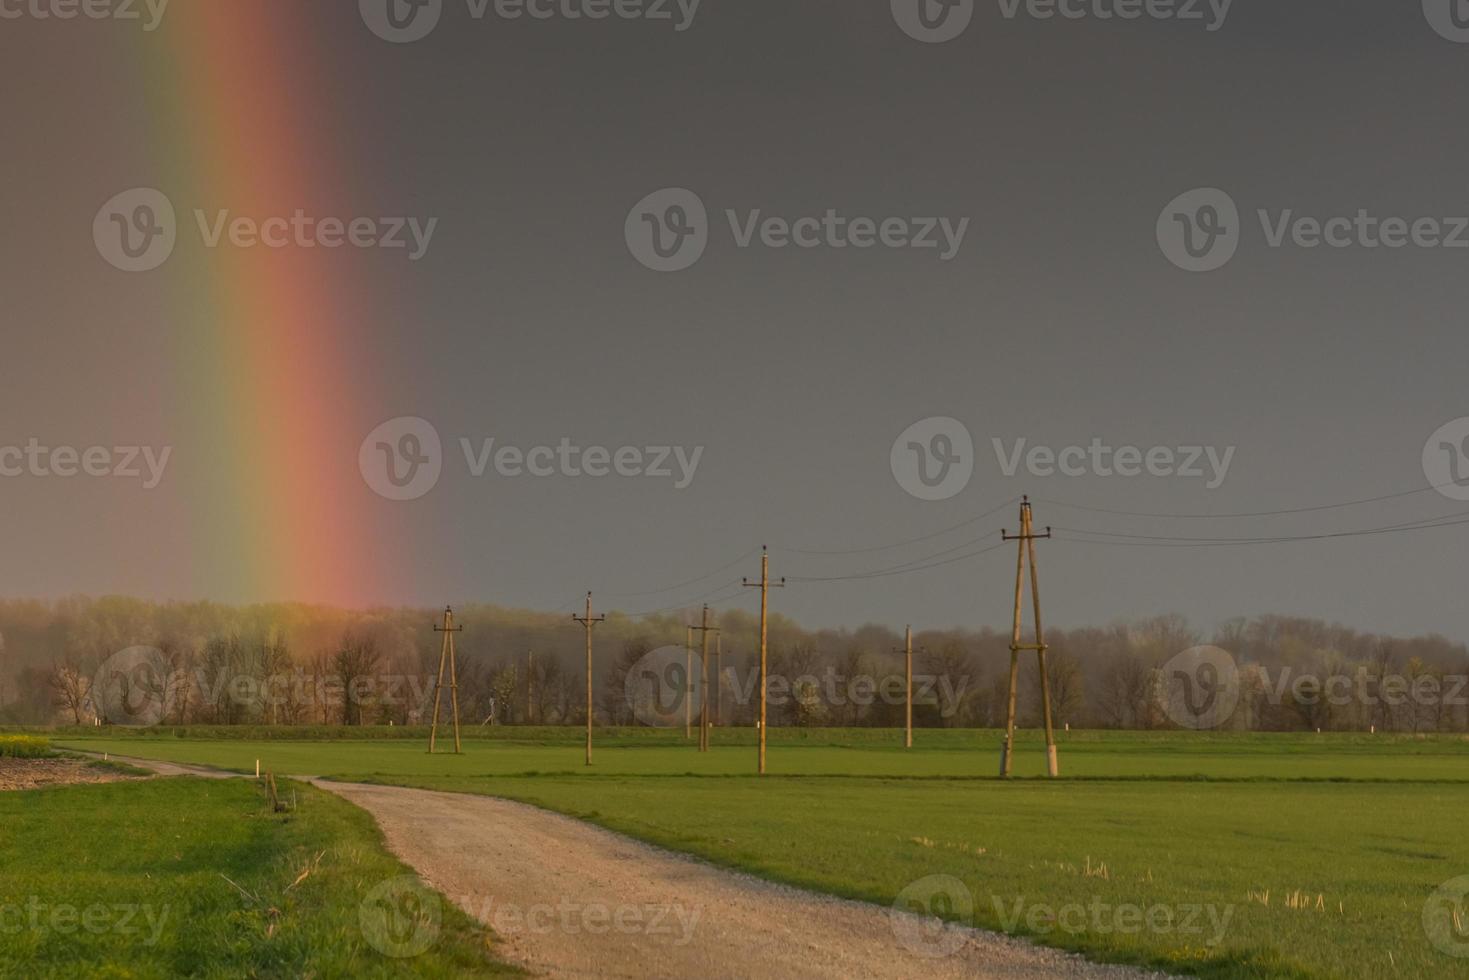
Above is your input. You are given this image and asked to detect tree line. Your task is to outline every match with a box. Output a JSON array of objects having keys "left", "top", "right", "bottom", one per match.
[{"left": 0, "top": 596, "right": 1465, "bottom": 732}]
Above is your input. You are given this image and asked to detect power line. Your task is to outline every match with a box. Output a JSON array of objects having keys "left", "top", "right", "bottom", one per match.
[
  {"left": 617, "top": 580, "right": 748, "bottom": 619},
  {"left": 597, "top": 547, "right": 760, "bottom": 599},
  {"left": 790, "top": 539, "right": 1011, "bottom": 582},
  {"left": 1054, "top": 511, "right": 1469, "bottom": 548},
  {"left": 782, "top": 496, "right": 1018, "bottom": 556},
  {"left": 1033, "top": 482, "right": 1461, "bottom": 520}
]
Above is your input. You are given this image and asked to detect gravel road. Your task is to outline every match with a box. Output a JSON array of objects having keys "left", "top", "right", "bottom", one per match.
[{"left": 318, "top": 780, "right": 1172, "bottom": 980}]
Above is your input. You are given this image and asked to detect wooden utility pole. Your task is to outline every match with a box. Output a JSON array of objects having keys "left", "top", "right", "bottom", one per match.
[
  {"left": 572, "top": 592, "right": 606, "bottom": 766},
  {"left": 713, "top": 634, "right": 722, "bottom": 726},
  {"left": 526, "top": 651, "right": 535, "bottom": 725},
  {"left": 1000, "top": 496, "right": 1058, "bottom": 777},
  {"left": 684, "top": 625, "right": 694, "bottom": 739},
  {"left": 743, "top": 546, "right": 785, "bottom": 775},
  {"left": 894, "top": 625, "right": 921, "bottom": 749},
  {"left": 429, "top": 607, "right": 464, "bottom": 754},
  {"left": 690, "top": 605, "right": 720, "bottom": 752}
]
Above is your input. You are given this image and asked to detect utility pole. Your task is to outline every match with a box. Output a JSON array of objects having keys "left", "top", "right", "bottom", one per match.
[
  {"left": 526, "top": 651, "right": 534, "bottom": 726},
  {"left": 429, "top": 607, "right": 464, "bottom": 754},
  {"left": 743, "top": 546, "right": 785, "bottom": 775},
  {"left": 713, "top": 634, "right": 722, "bottom": 727},
  {"left": 690, "top": 604, "right": 720, "bottom": 752},
  {"left": 894, "top": 625, "right": 924, "bottom": 749},
  {"left": 572, "top": 592, "right": 606, "bottom": 766},
  {"left": 684, "top": 625, "right": 694, "bottom": 739},
  {"left": 1000, "top": 496, "right": 1058, "bottom": 778}
]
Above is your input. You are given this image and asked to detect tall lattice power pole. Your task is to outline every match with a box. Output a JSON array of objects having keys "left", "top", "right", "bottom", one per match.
[
  {"left": 743, "top": 546, "right": 785, "bottom": 775},
  {"left": 429, "top": 606, "right": 464, "bottom": 754},
  {"left": 1000, "top": 496, "right": 1058, "bottom": 778},
  {"left": 573, "top": 592, "right": 606, "bottom": 766},
  {"left": 690, "top": 604, "right": 720, "bottom": 752}
]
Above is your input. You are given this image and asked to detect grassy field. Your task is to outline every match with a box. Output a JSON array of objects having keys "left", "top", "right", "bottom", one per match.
[
  {"left": 0, "top": 776, "right": 518, "bottom": 978},
  {"left": 47, "top": 726, "right": 1469, "bottom": 780},
  {"left": 43, "top": 727, "right": 1469, "bottom": 979}
]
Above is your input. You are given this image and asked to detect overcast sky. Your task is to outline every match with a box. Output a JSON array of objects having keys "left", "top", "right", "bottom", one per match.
[{"left": 3, "top": 0, "right": 1469, "bottom": 641}]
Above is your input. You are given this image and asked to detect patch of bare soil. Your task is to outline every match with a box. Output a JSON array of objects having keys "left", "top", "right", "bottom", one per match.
[{"left": 0, "top": 757, "right": 142, "bottom": 792}]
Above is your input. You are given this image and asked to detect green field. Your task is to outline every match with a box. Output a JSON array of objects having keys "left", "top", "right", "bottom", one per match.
[
  {"left": 0, "top": 776, "right": 517, "bottom": 978},
  {"left": 43, "top": 727, "right": 1469, "bottom": 979},
  {"left": 48, "top": 725, "right": 1469, "bottom": 780}
]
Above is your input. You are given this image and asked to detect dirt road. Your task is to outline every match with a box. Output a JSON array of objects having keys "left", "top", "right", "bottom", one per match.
[
  {"left": 88, "top": 754, "right": 1167, "bottom": 979},
  {"left": 318, "top": 780, "right": 1168, "bottom": 980}
]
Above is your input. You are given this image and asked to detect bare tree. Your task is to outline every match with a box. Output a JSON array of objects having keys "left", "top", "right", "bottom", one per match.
[
  {"left": 332, "top": 635, "right": 382, "bottom": 726},
  {"left": 48, "top": 655, "right": 90, "bottom": 724}
]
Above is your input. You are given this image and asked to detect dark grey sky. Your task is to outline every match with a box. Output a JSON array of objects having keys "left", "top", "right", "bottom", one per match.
[{"left": 3, "top": 0, "right": 1469, "bottom": 641}]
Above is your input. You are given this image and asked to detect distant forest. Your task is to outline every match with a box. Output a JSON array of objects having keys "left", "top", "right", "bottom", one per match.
[{"left": 0, "top": 596, "right": 1465, "bottom": 732}]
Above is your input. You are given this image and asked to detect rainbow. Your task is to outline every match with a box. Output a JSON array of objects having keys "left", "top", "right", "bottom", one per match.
[{"left": 137, "top": 6, "right": 385, "bottom": 606}]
